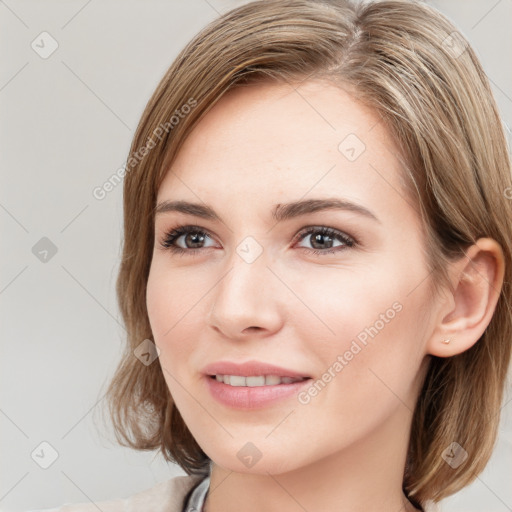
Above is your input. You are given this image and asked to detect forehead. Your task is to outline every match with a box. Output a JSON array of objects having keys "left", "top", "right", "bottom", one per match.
[{"left": 157, "top": 80, "right": 412, "bottom": 227}]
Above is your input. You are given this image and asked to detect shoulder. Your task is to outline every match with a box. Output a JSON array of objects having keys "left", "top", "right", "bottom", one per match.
[{"left": 28, "top": 474, "right": 204, "bottom": 512}]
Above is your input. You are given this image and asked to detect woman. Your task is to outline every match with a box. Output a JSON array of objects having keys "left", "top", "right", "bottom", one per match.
[{"left": 38, "top": 0, "right": 512, "bottom": 511}]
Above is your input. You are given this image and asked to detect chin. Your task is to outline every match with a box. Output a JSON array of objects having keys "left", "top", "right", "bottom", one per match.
[{"left": 197, "top": 437, "right": 311, "bottom": 476}]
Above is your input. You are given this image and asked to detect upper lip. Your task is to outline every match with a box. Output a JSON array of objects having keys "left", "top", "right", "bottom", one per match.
[{"left": 202, "top": 360, "right": 311, "bottom": 379}]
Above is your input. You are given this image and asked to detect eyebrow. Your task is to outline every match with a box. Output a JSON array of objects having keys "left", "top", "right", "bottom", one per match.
[{"left": 154, "top": 198, "right": 381, "bottom": 224}]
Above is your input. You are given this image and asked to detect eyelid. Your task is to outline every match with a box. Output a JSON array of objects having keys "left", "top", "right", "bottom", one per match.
[
  {"left": 292, "top": 224, "right": 356, "bottom": 244},
  {"left": 159, "top": 224, "right": 217, "bottom": 250},
  {"left": 158, "top": 223, "right": 359, "bottom": 255}
]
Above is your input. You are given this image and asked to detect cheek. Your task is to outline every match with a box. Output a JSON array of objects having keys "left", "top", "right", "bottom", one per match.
[
  {"left": 289, "top": 252, "right": 428, "bottom": 372},
  {"left": 146, "top": 256, "right": 215, "bottom": 388},
  {"left": 282, "top": 259, "right": 407, "bottom": 348},
  {"left": 146, "top": 264, "right": 184, "bottom": 357},
  {"left": 294, "top": 265, "right": 429, "bottom": 419}
]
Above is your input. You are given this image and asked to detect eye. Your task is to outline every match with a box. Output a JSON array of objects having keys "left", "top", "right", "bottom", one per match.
[
  {"left": 158, "top": 224, "right": 357, "bottom": 257},
  {"left": 294, "top": 226, "right": 355, "bottom": 256},
  {"left": 159, "top": 225, "right": 216, "bottom": 256}
]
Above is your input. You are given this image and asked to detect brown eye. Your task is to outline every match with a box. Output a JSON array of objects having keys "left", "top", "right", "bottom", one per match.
[
  {"left": 295, "top": 226, "right": 355, "bottom": 256},
  {"left": 159, "top": 224, "right": 357, "bottom": 257},
  {"left": 160, "top": 225, "right": 215, "bottom": 255}
]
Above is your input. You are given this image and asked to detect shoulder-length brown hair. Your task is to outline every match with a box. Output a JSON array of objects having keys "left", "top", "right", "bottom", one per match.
[{"left": 99, "top": 0, "right": 512, "bottom": 506}]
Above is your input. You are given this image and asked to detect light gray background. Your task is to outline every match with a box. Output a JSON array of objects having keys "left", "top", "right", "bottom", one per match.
[{"left": 1, "top": 0, "right": 511, "bottom": 511}]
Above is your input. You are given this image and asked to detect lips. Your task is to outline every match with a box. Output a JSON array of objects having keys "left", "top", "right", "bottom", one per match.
[
  {"left": 202, "top": 360, "right": 312, "bottom": 381},
  {"left": 203, "top": 364, "right": 311, "bottom": 409},
  {"left": 213, "top": 374, "right": 307, "bottom": 386},
  {"left": 201, "top": 360, "right": 312, "bottom": 408}
]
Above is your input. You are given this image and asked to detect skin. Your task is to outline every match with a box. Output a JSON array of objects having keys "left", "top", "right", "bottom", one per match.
[{"left": 146, "top": 79, "right": 505, "bottom": 512}]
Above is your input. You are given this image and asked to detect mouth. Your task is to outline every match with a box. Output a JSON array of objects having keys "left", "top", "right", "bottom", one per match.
[
  {"left": 202, "top": 360, "right": 313, "bottom": 408},
  {"left": 208, "top": 374, "right": 311, "bottom": 387}
]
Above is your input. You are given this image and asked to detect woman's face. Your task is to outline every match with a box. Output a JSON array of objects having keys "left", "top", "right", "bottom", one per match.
[{"left": 146, "top": 79, "right": 438, "bottom": 474}]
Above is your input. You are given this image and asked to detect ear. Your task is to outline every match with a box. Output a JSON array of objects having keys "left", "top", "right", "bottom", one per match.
[{"left": 426, "top": 237, "right": 505, "bottom": 357}]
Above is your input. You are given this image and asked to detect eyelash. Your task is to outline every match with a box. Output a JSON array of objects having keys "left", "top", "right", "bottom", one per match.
[{"left": 159, "top": 224, "right": 357, "bottom": 257}]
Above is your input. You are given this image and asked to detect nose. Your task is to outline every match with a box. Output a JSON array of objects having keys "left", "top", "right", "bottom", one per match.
[{"left": 207, "top": 249, "right": 283, "bottom": 341}]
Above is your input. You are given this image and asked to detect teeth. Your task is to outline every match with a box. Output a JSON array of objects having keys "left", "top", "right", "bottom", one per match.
[
  {"left": 213, "top": 375, "right": 306, "bottom": 387},
  {"left": 265, "top": 375, "right": 281, "bottom": 385},
  {"left": 246, "top": 376, "right": 265, "bottom": 387},
  {"left": 228, "top": 375, "right": 246, "bottom": 387}
]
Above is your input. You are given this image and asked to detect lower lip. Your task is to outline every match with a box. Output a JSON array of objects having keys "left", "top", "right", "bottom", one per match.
[{"left": 204, "top": 376, "right": 312, "bottom": 409}]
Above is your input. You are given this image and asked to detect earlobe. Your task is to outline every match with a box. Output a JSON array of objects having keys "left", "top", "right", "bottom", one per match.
[{"left": 426, "top": 237, "right": 505, "bottom": 358}]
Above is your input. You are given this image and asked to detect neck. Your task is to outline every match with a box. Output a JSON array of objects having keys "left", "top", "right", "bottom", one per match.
[{"left": 204, "top": 405, "right": 421, "bottom": 512}]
